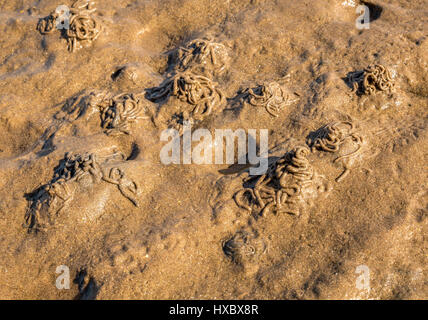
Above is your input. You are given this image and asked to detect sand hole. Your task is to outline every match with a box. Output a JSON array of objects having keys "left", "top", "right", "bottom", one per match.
[{"left": 361, "top": 1, "right": 383, "bottom": 22}]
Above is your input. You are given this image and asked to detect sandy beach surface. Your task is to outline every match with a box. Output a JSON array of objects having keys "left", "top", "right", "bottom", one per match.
[{"left": 0, "top": 0, "right": 426, "bottom": 299}]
